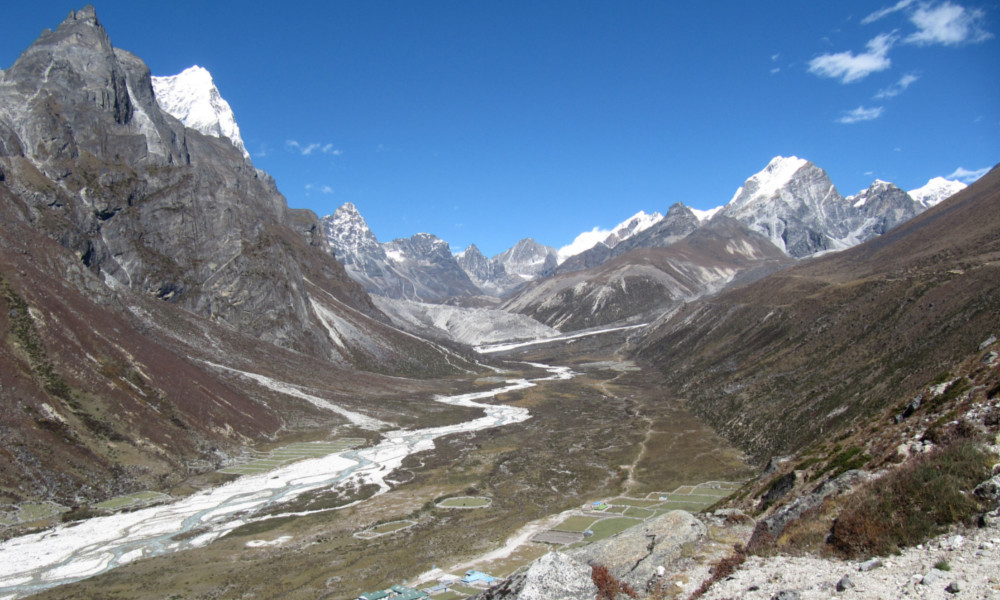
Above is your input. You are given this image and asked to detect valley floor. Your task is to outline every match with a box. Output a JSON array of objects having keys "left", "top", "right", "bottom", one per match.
[{"left": 9, "top": 332, "right": 753, "bottom": 600}]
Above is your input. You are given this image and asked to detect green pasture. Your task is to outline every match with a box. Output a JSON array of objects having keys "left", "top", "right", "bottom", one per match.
[
  {"left": 553, "top": 516, "right": 598, "bottom": 532},
  {"left": 437, "top": 496, "right": 492, "bottom": 508}
]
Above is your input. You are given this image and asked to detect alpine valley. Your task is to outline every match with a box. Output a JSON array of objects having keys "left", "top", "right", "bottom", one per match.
[{"left": 0, "top": 6, "right": 998, "bottom": 600}]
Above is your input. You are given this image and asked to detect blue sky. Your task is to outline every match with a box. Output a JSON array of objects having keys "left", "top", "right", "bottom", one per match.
[{"left": 3, "top": 2, "right": 997, "bottom": 256}]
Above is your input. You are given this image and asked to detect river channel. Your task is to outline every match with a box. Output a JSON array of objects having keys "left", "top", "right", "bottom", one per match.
[{"left": 0, "top": 363, "right": 574, "bottom": 600}]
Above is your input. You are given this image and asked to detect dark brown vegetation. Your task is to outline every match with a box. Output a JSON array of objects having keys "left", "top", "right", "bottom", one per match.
[
  {"left": 827, "top": 438, "right": 991, "bottom": 558},
  {"left": 723, "top": 321, "right": 1000, "bottom": 565},
  {"left": 592, "top": 563, "right": 638, "bottom": 599}
]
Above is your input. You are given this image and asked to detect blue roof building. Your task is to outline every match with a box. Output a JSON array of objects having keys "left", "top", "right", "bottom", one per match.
[{"left": 461, "top": 570, "right": 496, "bottom": 584}]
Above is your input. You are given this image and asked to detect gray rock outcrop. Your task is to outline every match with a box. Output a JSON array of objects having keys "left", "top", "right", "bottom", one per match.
[
  {"left": 568, "top": 510, "right": 706, "bottom": 591},
  {"left": 473, "top": 551, "right": 597, "bottom": 600}
]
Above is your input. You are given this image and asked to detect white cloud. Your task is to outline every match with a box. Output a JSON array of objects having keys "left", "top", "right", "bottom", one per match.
[
  {"left": 875, "top": 73, "right": 920, "bottom": 98},
  {"left": 808, "top": 33, "right": 896, "bottom": 83},
  {"left": 321, "top": 185, "right": 334, "bottom": 194},
  {"left": 946, "top": 166, "right": 990, "bottom": 183},
  {"left": 906, "top": 2, "right": 993, "bottom": 45},
  {"left": 837, "top": 105, "right": 885, "bottom": 124},
  {"left": 286, "top": 140, "right": 342, "bottom": 156},
  {"left": 863, "top": 0, "right": 916, "bottom": 24},
  {"left": 557, "top": 227, "right": 612, "bottom": 263}
]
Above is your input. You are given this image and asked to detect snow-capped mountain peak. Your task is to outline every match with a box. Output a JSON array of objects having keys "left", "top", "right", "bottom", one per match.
[
  {"left": 850, "top": 180, "right": 894, "bottom": 207},
  {"left": 322, "top": 202, "right": 383, "bottom": 261},
  {"left": 908, "top": 176, "right": 967, "bottom": 208},
  {"left": 601, "top": 210, "right": 663, "bottom": 248},
  {"left": 728, "top": 155, "right": 809, "bottom": 207},
  {"left": 151, "top": 65, "right": 249, "bottom": 159}
]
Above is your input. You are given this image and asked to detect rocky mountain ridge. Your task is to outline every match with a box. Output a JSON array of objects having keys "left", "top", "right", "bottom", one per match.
[{"left": 501, "top": 215, "right": 792, "bottom": 331}]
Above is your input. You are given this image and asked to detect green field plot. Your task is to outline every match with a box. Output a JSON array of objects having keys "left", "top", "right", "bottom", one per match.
[
  {"left": 688, "top": 486, "right": 733, "bottom": 497},
  {"left": 702, "top": 481, "right": 744, "bottom": 490},
  {"left": 553, "top": 516, "right": 598, "bottom": 532},
  {"left": 588, "top": 517, "right": 643, "bottom": 541},
  {"left": 609, "top": 497, "right": 662, "bottom": 508},
  {"left": 355, "top": 519, "right": 416, "bottom": 539},
  {"left": 372, "top": 519, "right": 415, "bottom": 534},
  {"left": 605, "top": 505, "right": 627, "bottom": 514},
  {"left": 623, "top": 506, "right": 655, "bottom": 519},
  {"left": 220, "top": 439, "right": 363, "bottom": 475},
  {"left": 437, "top": 496, "right": 492, "bottom": 508},
  {"left": 95, "top": 491, "right": 172, "bottom": 511},
  {"left": 652, "top": 501, "right": 712, "bottom": 515}
]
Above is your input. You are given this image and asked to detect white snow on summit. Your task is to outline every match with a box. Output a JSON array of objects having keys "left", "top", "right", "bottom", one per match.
[
  {"left": 849, "top": 179, "right": 894, "bottom": 207},
  {"left": 689, "top": 206, "right": 722, "bottom": 221},
  {"left": 728, "top": 156, "right": 809, "bottom": 207},
  {"left": 151, "top": 65, "right": 249, "bottom": 159},
  {"left": 908, "top": 176, "right": 966, "bottom": 208}
]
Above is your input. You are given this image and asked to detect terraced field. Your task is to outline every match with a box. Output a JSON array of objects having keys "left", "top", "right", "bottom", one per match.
[{"left": 544, "top": 480, "right": 743, "bottom": 545}]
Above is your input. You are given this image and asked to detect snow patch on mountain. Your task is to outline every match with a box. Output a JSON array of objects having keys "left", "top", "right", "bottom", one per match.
[
  {"left": 908, "top": 176, "right": 967, "bottom": 208},
  {"left": 151, "top": 65, "right": 249, "bottom": 159},
  {"left": 690, "top": 206, "right": 722, "bottom": 221}
]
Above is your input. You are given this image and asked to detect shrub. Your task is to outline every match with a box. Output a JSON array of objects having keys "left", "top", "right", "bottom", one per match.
[
  {"left": 689, "top": 544, "right": 747, "bottom": 599},
  {"left": 591, "top": 564, "right": 637, "bottom": 600},
  {"left": 828, "top": 439, "right": 991, "bottom": 558}
]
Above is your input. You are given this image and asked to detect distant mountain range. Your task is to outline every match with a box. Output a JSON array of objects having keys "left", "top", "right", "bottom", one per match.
[
  {"left": 140, "top": 59, "right": 969, "bottom": 309},
  {"left": 316, "top": 155, "right": 965, "bottom": 314}
]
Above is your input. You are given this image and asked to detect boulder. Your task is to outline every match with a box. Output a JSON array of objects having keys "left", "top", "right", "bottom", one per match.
[
  {"left": 473, "top": 552, "right": 597, "bottom": 600},
  {"left": 568, "top": 510, "right": 706, "bottom": 591}
]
